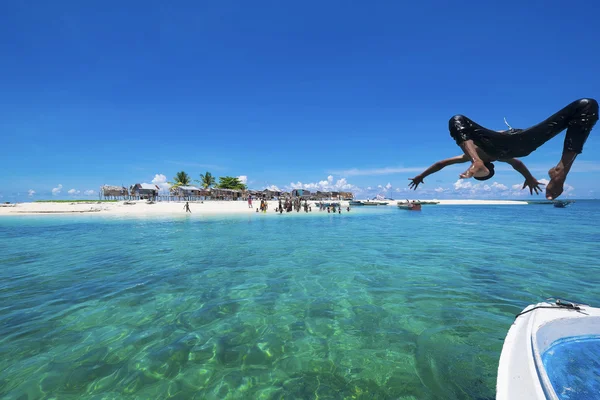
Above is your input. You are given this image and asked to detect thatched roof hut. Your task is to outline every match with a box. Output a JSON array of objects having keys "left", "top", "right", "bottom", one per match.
[
  {"left": 263, "top": 189, "right": 282, "bottom": 199},
  {"left": 290, "top": 189, "right": 310, "bottom": 198},
  {"left": 101, "top": 185, "right": 128, "bottom": 197},
  {"left": 170, "top": 185, "right": 203, "bottom": 196},
  {"left": 210, "top": 188, "right": 243, "bottom": 200},
  {"left": 339, "top": 191, "right": 354, "bottom": 200},
  {"left": 131, "top": 183, "right": 160, "bottom": 198},
  {"left": 315, "top": 191, "right": 331, "bottom": 200}
]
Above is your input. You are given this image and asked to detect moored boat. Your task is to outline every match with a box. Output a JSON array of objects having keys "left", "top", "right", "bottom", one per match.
[
  {"left": 553, "top": 200, "right": 573, "bottom": 208},
  {"left": 397, "top": 202, "right": 421, "bottom": 211},
  {"left": 497, "top": 298, "right": 600, "bottom": 400}
]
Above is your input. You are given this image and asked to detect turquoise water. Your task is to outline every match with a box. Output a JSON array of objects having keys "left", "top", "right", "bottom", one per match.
[
  {"left": 542, "top": 335, "right": 600, "bottom": 400},
  {"left": 1, "top": 202, "right": 599, "bottom": 399}
]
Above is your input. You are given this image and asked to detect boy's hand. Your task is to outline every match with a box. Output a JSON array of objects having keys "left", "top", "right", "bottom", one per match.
[
  {"left": 408, "top": 176, "right": 424, "bottom": 190},
  {"left": 523, "top": 178, "right": 545, "bottom": 195}
]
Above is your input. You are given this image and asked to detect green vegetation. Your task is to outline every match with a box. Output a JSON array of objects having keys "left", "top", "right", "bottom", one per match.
[
  {"left": 217, "top": 176, "right": 247, "bottom": 190},
  {"left": 197, "top": 171, "right": 216, "bottom": 189},
  {"left": 169, "top": 171, "right": 192, "bottom": 189},
  {"left": 35, "top": 200, "right": 118, "bottom": 203}
]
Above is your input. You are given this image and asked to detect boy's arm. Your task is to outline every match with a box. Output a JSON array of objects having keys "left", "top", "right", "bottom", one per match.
[
  {"left": 408, "top": 155, "right": 469, "bottom": 189},
  {"left": 502, "top": 158, "right": 545, "bottom": 194},
  {"left": 502, "top": 158, "right": 535, "bottom": 181}
]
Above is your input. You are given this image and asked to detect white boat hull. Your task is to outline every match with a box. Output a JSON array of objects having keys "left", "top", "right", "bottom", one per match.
[{"left": 497, "top": 299, "right": 600, "bottom": 400}]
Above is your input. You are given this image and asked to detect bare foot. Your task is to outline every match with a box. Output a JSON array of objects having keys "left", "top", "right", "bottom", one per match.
[
  {"left": 546, "top": 166, "right": 565, "bottom": 200},
  {"left": 460, "top": 162, "right": 489, "bottom": 179}
]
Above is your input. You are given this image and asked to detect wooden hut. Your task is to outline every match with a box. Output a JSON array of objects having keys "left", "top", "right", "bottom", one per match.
[
  {"left": 170, "top": 185, "right": 203, "bottom": 199},
  {"left": 315, "top": 191, "right": 331, "bottom": 200},
  {"left": 101, "top": 185, "right": 129, "bottom": 200},
  {"left": 290, "top": 189, "right": 310, "bottom": 198},
  {"left": 263, "top": 189, "right": 282, "bottom": 199},
  {"left": 130, "top": 183, "right": 160, "bottom": 200},
  {"left": 210, "top": 188, "right": 243, "bottom": 200},
  {"left": 339, "top": 191, "right": 354, "bottom": 200}
]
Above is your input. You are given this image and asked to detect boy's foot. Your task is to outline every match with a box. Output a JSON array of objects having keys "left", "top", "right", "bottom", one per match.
[
  {"left": 460, "top": 162, "right": 489, "bottom": 179},
  {"left": 546, "top": 166, "right": 566, "bottom": 200}
]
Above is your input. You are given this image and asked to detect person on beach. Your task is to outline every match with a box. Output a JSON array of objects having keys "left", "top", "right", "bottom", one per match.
[
  {"left": 248, "top": 195, "right": 253, "bottom": 209},
  {"left": 183, "top": 202, "right": 191, "bottom": 213},
  {"left": 408, "top": 98, "right": 598, "bottom": 199}
]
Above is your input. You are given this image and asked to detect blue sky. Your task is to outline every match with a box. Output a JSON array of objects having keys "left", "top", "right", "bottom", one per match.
[{"left": 1, "top": 1, "right": 599, "bottom": 201}]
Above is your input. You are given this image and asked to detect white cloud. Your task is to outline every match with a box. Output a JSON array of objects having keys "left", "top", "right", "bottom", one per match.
[
  {"left": 453, "top": 180, "right": 474, "bottom": 190},
  {"left": 237, "top": 175, "right": 248, "bottom": 184},
  {"left": 385, "top": 183, "right": 392, "bottom": 190},
  {"left": 287, "top": 176, "right": 359, "bottom": 192},
  {"left": 151, "top": 174, "right": 171, "bottom": 193},
  {"left": 452, "top": 179, "right": 516, "bottom": 198},
  {"left": 539, "top": 178, "right": 550, "bottom": 185},
  {"left": 84, "top": 190, "right": 96, "bottom": 196},
  {"left": 434, "top": 187, "right": 447, "bottom": 193},
  {"left": 28, "top": 189, "right": 36, "bottom": 197},
  {"left": 68, "top": 189, "right": 80, "bottom": 195},
  {"left": 265, "top": 185, "right": 281, "bottom": 191},
  {"left": 564, "top": 183, "right": 575, "bottom": 193},
  {"left": 512, "top": 183, "right": 522, "bottom": 190},
  {"left": 52, "top": 184, "right": 63, "bottom": 195}
]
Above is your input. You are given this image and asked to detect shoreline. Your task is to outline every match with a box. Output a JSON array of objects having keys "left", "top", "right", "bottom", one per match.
[{"left": 0, "top": 198, "right": 538, "bottom": 217}]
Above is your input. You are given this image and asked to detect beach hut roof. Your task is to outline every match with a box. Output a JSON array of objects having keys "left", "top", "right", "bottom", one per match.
[
  {"left": 102, "top": 185, "right": 127, "bottom": 191},
  {"left": 137, "top": 183, "right": 159, "bottom": 190},
  {"left": 178, "top": 185, "right": 201, "bottom": 190}
]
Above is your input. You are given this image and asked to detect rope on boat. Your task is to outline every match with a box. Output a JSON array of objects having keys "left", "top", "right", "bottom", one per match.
[{"left": 515, "top": 299, "right": 584, "bottom": 319}]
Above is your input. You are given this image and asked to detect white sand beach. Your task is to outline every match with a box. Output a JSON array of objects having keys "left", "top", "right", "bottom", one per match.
[{"left": 0, "top": 198, "right": 531, "bottom": 216}]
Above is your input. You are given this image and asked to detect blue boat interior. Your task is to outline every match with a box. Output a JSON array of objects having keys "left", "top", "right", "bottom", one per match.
[{"left": 542, "top": 335, "right": 600, "bottom": 400}]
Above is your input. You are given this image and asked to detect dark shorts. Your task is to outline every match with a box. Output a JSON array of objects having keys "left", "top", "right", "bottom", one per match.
[{"left": 448, "top": 98, "right": 598, "bottom": 159}]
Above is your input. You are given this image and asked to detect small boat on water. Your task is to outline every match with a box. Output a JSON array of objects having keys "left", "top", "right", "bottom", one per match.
[
  {"left": 553, "top": 200, "right": 573, "bottom": 208},
  {"left": 397, "top": 202, "right": 421, "bottom": 211},
  {"left": 348, "top": 200, "right": 382, "bottom": 206},
  {"left": 497, "top": 298, "right": 600, "bottom": 400}
]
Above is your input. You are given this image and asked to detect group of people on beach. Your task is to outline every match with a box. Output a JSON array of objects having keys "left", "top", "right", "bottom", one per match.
[
  {"left": 251, "top": 197, "right": 352, "bottom": 214},
  {"left": 183, "top": 197, "right": 351, "bottom": 214}
]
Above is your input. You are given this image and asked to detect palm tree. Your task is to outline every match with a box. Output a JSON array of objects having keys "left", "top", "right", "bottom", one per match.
[
  {"left": 196, "top": 171, "right": 216, "bottom": 189},
  {"left": 169, "top": 171, "right": 191, "bottom": 189},
  {"left": 217, "top": 176, "right": 247, "bottom": 191}
]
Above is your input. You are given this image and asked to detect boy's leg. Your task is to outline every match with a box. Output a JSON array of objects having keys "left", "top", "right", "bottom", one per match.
[{"left": 538, "top": 98, "right": 598, "bottom": 199}]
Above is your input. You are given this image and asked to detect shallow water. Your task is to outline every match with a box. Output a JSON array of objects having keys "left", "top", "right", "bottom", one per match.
[{"left": 1, "top": 202, "right": 599, "bottom": 399}]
